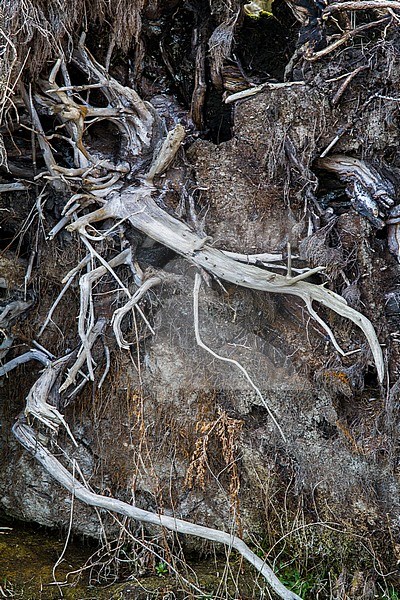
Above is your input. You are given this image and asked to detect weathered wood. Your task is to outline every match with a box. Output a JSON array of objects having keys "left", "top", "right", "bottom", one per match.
[
  {"left": 13, "top": 420, "right": 301, "bottom": 600},
  {"left": 67, "top": 186, "right": 385, "bottom": 381},
  {"left": 0, "top": 349, "right": 50, "bottom": 376},
  {"left": 324, "top": 1, "right": 400, "bottom": 15},
  {"left": 0, "top": 182, "right": 27, "bottom": 192}
]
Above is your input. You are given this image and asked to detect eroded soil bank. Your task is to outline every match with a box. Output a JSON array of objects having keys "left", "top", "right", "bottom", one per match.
[{"left": 2, "top": 1, "right": 400, "bottom": 598}]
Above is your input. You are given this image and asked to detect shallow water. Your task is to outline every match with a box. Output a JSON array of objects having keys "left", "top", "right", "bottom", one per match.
[
  {"left": 0, "top": 517, "right": 99, "bottom": 599},
  {"left": 0, "top": 516, "right": 251, "bottom": 599}
]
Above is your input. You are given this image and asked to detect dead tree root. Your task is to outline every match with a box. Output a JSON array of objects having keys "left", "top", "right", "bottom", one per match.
[
  {"left": 0, "top": 44, "right": 388, "bottom": 599},
  {"left": 13, "top": 418, "right": 301, "bottom": 600}
]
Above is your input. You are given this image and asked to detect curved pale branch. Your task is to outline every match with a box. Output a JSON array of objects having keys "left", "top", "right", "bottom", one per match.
[
  {"left": 0, "top": 349, "right": 50, "bottom": 376},
  {"left": 13, "top": 420, "right": 301, "bottom": 600},
  {"left": 193, "top": 274, "right": 287, "bottom": 441},
  {"left": 59, "top": 318, "right": 106, "bottom": 394},
  {"left": 77, "top": 249, "right": 132, "bottom": 379},
  {"left": 112, "top": 274, "right": 163, "bottom": 349},
  {"left": 24, "top": 354, "right": 77, "bottom": 445},
  {"left": 67, "top": 188, "right": 385, "bottom": 381},
  {"left": 146, "top": 124, "right": 186, "bottom": 182}
]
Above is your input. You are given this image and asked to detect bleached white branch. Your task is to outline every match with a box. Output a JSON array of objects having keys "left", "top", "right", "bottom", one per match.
[
  {"left": 193, "top": 274, "right": 286, "bottom": 441},
  {"left": 77, "top": 249, "right": 132, "bottom": 379},
  {"left": 24, "top": 354, "right": 77, "bottom": 446},
  {"left": 222, "top": 250, "right": 284, "bottom": 263},
  {"left": 59, "top": 318, "right": 106, "bottom": 393},
  {"left": 112, "top": 274, "right": 163, "bottom": 349},
  {"left": 0, "top": 182, "right": 28, "bottom": 192},
  {"left": 13, "top": 420, "right": 301, "bottom": 600},
  {"left": 67, "top": 188, "right": 384, "bottom": 381},
  {"left": 146, "top": 124, "right": 186, "bottom": 183},
  {"left": 225, "top": 81, "right": 305, "bottom": 104},
  {"left": 0, "top": 349, "right": 50, "bottom": 377}
]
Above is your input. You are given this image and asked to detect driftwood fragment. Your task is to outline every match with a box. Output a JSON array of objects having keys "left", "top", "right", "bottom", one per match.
[{"left": 316, "top": 154, "right": 394, "bottom": 228}]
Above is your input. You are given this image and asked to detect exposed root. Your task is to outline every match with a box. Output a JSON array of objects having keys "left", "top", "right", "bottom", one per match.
[
  {"left": 24, "top": 354, "right": 77, "bottom": 445},
  {"left": 13, "top": 417, "right": 301, "bottom": 600},
  {"left": 193, "top": 274, "right": 287, "bottom": 441},
  {"left": 222, "top": 250, "right": 284, "bottom": 263},
  {"left": 331, "top": 66, "right": 369, "bottom": 107},
  {"left": 324, "top": 1, "right": 400, "bottom": 15},
  {"left": 145, "top": 124, "right": 186, "bottom": 183},
  {"left": 1, "top": 35, "right": 389, "bottom": 599},
  {"left": 0, "top": 182, "right": 27, "bottom": 192},
  {"left": 59, "top": 318, "right": 106, "bottom": 394},
  {"left": 0, "top": 300, "right": 33, "bottom": 362},
  {"left": 225, "top": 80, "right": 306, "bottom": 104},
  {"left": 0, "top": 349, "right": 50, "bottom": 376},
  {"left": 305, "top": 17, "right": 390, "bottom": 61},
  {"left": 67, "top": 186, "right": 384, "bottom": 381},
  {"left": 76, "top": 249, "right": 132, "bottom": 378},
  {"left": 112, "top": 273, "right": 166, "bottom": 350}
]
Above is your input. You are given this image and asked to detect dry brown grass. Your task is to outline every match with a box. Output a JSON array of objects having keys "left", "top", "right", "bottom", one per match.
[
  {"left": 0, "top": 0, "right": 146, "bottom": 138},
  {"left": 185, "top": 408, "right": 243, "bottom": 525}
]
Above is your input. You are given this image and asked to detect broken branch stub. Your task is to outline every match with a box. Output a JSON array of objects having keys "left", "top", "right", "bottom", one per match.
[{"left": 23, "top": 354, "right": 77, "bottom": 445}]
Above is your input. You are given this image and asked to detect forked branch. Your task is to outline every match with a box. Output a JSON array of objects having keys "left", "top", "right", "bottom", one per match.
[{"left": 67, "top": 188, "right": 384, "bottom": 381}]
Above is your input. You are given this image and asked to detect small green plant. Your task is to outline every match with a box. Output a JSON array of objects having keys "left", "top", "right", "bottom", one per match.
[
  {"left": 155, "top": 561, "right": 168, "bottom": 577},
  {"left": 244, "top": 0, "right": 274, "bottom": 18},
  {"left": 385, "top": 587, "right": 400, "bottom": 600},
  {"left": 278, "top": 565, "right": 316, "bottom": 598}
]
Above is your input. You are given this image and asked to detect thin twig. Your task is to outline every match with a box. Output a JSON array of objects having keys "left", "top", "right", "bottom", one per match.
[
  {"left": 193, "top": 274, "right": 286, "bottom": 441},
  {"left": 332, "top": 65, "right": 368, "bottom": 106},
  {"left": 306, "top": 18, "right": 390, "bottom": 62},
  {"left": 38, "top": 274, "right": 78, "bottom": 337},
  {"left": 320, "top": 92, "right": 380, "bottom": 157},
  {"left": 98, "top": 343, "right": 110, "bottom": 389}
]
